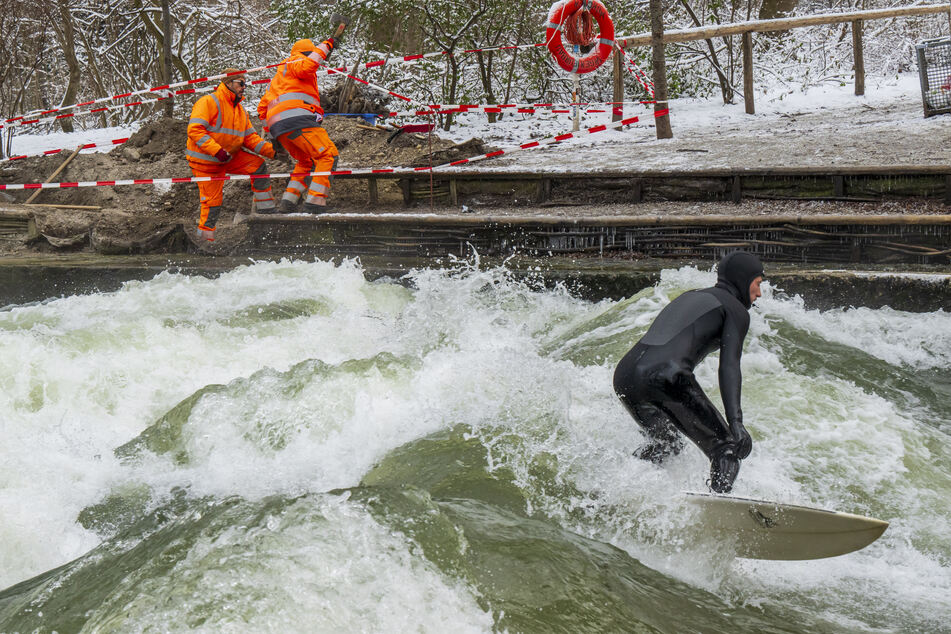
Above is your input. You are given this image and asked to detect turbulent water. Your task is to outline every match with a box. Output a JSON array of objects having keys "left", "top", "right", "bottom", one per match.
[{"left": 0, "top": 259, "right": 949, "bottom": 633}]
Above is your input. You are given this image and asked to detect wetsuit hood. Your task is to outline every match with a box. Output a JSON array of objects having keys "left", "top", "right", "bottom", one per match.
[{"left": 714, "top": 251, "right": 764, "bottom": 309}]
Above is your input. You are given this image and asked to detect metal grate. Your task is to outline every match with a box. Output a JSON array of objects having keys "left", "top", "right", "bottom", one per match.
[{"left": 916, "top": 38, "right": 951, "bottom": 117}]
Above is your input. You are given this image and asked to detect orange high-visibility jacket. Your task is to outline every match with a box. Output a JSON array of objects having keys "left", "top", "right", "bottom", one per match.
[
  {"left": 187, "top": 83, "right": 272, "bottom": 166},
  {"left": 258, "top": 38, "right": 334, "bottom": 138}
]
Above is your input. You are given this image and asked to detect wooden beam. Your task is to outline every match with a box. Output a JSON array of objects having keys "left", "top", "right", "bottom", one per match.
[
  {"left": 25, "top": 145, "right": 83, "bottom": 204},
  {"left": 24, "top": 203, "right": 102, "bottom": 210},
  {"left": 618, "top": 4, "right": 951, "bottom": 47}
]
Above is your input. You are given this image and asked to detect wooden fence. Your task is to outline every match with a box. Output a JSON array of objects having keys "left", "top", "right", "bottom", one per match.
[{"left": 614, "top": 4, "right": 951, "bottom": 115}]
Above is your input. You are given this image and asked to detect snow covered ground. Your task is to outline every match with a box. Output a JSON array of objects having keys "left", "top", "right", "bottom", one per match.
[{"left": 4, "top": 72, "right": 949, "bottom": 176}]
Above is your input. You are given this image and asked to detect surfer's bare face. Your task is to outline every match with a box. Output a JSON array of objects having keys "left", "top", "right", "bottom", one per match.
[{"left": 749, "top": 276, "right": 763, "bottom": 305}]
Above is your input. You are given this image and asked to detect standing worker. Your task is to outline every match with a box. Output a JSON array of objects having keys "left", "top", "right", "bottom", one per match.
[
  {"left": 613, "top": 251, "right": 765, "bottom": 493},
  {"left": 186, "top": 69, "right": 277, "bottom": 242},
  {"left": 258, "top": 16, "right": 349, "bottom": 213}
]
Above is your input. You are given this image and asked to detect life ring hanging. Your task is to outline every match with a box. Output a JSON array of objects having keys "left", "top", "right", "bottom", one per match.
[{"left": 546, "top": 0, "right": 615, "bottom": 75}]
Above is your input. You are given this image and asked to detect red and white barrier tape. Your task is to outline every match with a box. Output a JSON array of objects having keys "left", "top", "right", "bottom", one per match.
[
  {"left": 443, "top": 115, "right": 650, "bottom": 168},
  {"left": 2, "top": 67, "right": 285, "bottom": 126},
  {"left": 0, "top": 85, "right": 216, "bottom": 131},
  {"left": 618, "top": 47, "right": 655, "bottom": 97},
  {"left": 313, "top": 42, "right": 547, "bottom": 79},
  {"left": 381, "top": 101, "right": 655, "bottom": 117},
  {"left": 0, "top": 111, "right": 663, "bottom": 192},
  {"left": 319, "top": 64, "right": 415, "bottom": 104},
  {"left": 2, "top": 43, "right": 548, "bottom": 126},
  {"left": 1, "top": 137, "right": 130, "bottom": 162}
]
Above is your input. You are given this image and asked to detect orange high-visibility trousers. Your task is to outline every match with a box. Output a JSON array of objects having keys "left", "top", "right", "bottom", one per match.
[
  {"left": 189, "top": 149, "right": 273, "bottom": 241},
  {"left": 277, "top": 127, "right": 338, "bottom": 208}
]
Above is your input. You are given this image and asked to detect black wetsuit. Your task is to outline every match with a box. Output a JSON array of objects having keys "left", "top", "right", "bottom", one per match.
[{"left": 613, "top": 251, "right": 764, "bottom": 492}]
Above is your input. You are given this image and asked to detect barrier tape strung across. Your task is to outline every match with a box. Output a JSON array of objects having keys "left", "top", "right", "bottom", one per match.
[
  {"left": 618, "top": 47, "right": 655, "bottom": 97},
  {"left": 2, "top": 68, "right": 280, "bottom": 126},
  {"left": 1, "top": 137, "right": 130, "bottom": 162},
  {"left": 2, "top": 43, "right": 547, "bottom": 126},
  {"left": 386, "top": 107, "right": 621, "bottom": 117},
  {"left": 441, "top": 116, "right": 643, "bottom": 168},
  {"left": 318, "top": 64, "right": 415, "bottom": 104},
  {"left": 381, "top": 100, "right": 656, "bottom": 117},
  {"left": 0, "top": 112, "right": 658, "bottom": 192},
  {"left": 0, "top": 85, "right": 216, "bottom": 131},
  {"left": 311, "top": 42, "right": 547, "bottom": 79}
]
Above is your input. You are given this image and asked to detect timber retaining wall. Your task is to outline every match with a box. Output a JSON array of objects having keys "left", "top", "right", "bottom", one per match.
[{"left": 247, "top": 213, "right": 951, "bottom": 265}]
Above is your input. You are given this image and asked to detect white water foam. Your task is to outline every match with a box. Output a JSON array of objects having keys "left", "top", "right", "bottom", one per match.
[{"left": 1, "top": 260, "right": 948, "bottom": 632}]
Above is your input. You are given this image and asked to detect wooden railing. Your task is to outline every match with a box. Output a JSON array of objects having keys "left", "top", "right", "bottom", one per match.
[{"left": 614, "top": 4, "right": 951, "bottom": 115}]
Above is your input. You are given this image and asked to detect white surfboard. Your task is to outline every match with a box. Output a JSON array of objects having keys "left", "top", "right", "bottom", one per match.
[{"left": 684, "top": 492, "right": 889, "bottom": 560}]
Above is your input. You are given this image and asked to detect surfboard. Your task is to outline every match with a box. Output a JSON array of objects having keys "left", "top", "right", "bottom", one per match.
[{"left": 684, "top": 491, "right": 889, "bottom": 560}]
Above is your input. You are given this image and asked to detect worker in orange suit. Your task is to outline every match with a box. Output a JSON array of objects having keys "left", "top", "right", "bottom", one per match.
[
  {"left": 186, "top": 69, "right": 276, "bottom": 242},
  {"left": 258, "top": 19, "right": 348, "bottom": 213}
]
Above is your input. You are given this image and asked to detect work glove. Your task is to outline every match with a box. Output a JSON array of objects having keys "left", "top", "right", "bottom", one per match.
[
  {"left": 732, "top": 423, "right": 753, "bottom": 459},
  {"left": 263, "top": 142, "right": 276, "bottom": 159},
  {"left": 214, "top": 148, "right": 231, "bottom": 163}
]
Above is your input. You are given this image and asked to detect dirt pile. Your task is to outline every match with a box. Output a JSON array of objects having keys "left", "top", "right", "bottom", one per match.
[{"left": 0, "top": 116, "right": 489, "bottom": 254}]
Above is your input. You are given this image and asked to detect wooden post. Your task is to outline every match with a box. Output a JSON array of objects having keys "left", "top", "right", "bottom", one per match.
[
  {"left": 24, "top": 145, "right": 83, "bottom": 204},
  {"left": 852, "top": 19, "right": 865, "bottom": 96},
  {"left": 742, "top": 32, "right": 755, "bottom": 115},
  {"left": 649, "top": 0, "right": 673, "bottom": 138},
  {"left": 833, "top": 175, "right": 845, "bottom": 198},
  {"left": 368, "top": 177, "right": 378, "bottom": 205},
  {"left": 572, "top": 72, "right": 581, "bottom": 132},
  {"left": 613, "top": 47, "right": 623, "bottom": 122}
]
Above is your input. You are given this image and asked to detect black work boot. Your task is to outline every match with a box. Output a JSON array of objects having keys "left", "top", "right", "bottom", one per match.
[
  {"left": 279, "top": 198, "right": 299, "bottom": 214},
  {"left": 709, "top": 448, "right": 741, "bottom": 494},
  {"left": 301, "top": 202, "right": 327, "bottom": 214}
]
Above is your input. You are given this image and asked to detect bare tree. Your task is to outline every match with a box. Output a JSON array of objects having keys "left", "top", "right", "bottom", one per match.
[{"left": 418, "top": 0, "right": 489, "bottom": 129}]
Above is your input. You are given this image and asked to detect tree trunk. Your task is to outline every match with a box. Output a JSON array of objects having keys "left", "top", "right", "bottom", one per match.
[
  {"left": 649, "top": 0, "right": 673, "bottom": 138},
  {"left": 679, "top": 0, "right": 733, "bottom": 104},
  {"left": 759, "top": 0, "right": 800, "bottom": 20},
  {"left": 54, "top": 0, "right": 81, "bottom": 133},
  {"left": 476, "top": 50, "right": 497, "bottom": 123},
  {"left": 161, "top": 0, "right": 173, "bottom": 117},
  {"left": 444, "top": 57, "right": 459, "bottom": 131}
]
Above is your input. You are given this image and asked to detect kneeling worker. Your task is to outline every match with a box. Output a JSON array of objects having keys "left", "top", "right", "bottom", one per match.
[
  {"left": 258, "top": 28, "right": 344, "bottom": 213},
  {"left": 613, "top": 251, "right": 764, "bottom": 493},
  {"left": 186, "top": 69, "right": 276, "bottom": 242}
]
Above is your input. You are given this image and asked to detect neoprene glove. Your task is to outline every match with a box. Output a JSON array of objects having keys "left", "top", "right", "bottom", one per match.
[
  {"left": 214, "top": 148, "right": 231, "bottom": 163},
  {"left": 734, "top": 424, "right": 753, "bottom": 459}
]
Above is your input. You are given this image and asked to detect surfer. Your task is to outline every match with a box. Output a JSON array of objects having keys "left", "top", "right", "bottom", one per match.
[{"left": 613, "top": 251, "right": 764, "bottom": 493}]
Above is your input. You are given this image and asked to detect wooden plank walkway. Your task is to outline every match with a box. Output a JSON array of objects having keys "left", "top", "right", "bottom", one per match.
[{"left": 327, "top": 166, "right": 951, "bottom": 207}]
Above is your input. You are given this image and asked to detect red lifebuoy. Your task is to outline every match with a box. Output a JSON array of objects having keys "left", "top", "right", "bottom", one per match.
[{"left": 546, "top": 0, "right": 615, "bottom": 75}]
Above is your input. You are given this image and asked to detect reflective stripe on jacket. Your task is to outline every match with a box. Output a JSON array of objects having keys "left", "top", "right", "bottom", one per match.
[
  {"left": 186, "top": 83, "right": 270, "bottom": 165},
  {"left": 258, "top": 38, "right": 334, "bottom": 138}
]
